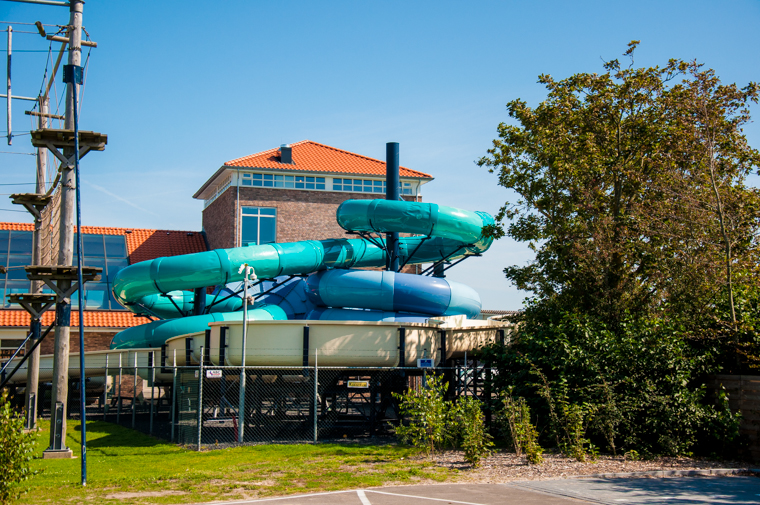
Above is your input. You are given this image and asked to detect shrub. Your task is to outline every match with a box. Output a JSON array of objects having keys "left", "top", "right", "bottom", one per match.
[
  {"left": 0, "top": 391, "right": 38, "bottom": 504},
  {"left": 450, "top": 396, "right": 494, "bottom": 467},
  {"left": 498, "top": 388, "right": 543, "bottom": 464},
  {"left": 481, "top": 303, "right": 738, "bottom": 457},
  {"left": 393, "top": 374, "right": 450, "bottom": 457}
]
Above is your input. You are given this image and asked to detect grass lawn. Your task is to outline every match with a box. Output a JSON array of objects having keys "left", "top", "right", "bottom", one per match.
[{"left": 19, "top": 420, "right": 455, "bottom": 504}]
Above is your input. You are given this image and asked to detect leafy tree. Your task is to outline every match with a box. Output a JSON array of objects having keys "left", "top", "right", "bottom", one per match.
[{"left": 477, "top": 41, "right": 760, "bottom": 330}]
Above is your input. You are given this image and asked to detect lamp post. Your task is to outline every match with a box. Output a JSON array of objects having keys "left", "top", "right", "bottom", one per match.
[{"left": 237, "top": 264, "right": 255, "bottom": 443}]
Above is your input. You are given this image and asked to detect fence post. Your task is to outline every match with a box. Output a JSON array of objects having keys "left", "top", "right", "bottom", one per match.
[
  {"left": 313, "top": 349, "right": 318, "bottom": 443},
  {"left": 398, "top": 327, "right": 406, "bottom": 367},
  {"left": 237, "top": 325, "right": 246, "bottom": 444},
  {"left": 132, "top": 352, "right": 137, "bottom": 429},
  {"left": 149, "top": 350, "right": 155, "bottom": 435},
  {"left": 197, "top": 346, "right": 205, "bottom": 451},
  {"left": 103, "top": 353, "right": 109, "bottom": 421},
  {"left": 485, "top": 362, "right": 492, "bottom": 427},
  {"left": 171, "top": 349, "right": 177, "bottom": 443},
  {"left": 117, "top": 353, "right": 122, "bottom": 424}
]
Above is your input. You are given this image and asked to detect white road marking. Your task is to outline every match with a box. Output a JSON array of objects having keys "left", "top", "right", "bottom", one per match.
[
  {"left": 365, "top": 490, "right": 487, "bottom": 505},
  {"left": 210, "top": 490, "right": 354, "bottom": 504},
  {"left": 357, "top": 490, "right": 372, "bottom": 505}
]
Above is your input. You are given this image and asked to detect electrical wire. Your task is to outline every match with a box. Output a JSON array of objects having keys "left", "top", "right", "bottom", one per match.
[
  {"left": 0, "top": 21, "right": 62, "bottom": 27},
  {"left": 0, "top": 152, "right": 35, "bottom": 156}
]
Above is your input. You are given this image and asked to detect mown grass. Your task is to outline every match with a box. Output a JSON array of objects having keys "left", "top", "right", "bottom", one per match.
[{"left": 19, "top": 421, "right": 455, "bottom": 504}]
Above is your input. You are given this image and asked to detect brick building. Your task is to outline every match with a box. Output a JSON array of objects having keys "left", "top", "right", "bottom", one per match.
[
  {"left": 0, "top": 223, "right": 207, "bottom": 356},
  {"left": 194, "top": 140, "right": 433, "bottom": 250}
]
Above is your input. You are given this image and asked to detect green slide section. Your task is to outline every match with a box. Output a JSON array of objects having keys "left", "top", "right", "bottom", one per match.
[{"left": 110, "top": 199, "right": 494, "bottom": 349}]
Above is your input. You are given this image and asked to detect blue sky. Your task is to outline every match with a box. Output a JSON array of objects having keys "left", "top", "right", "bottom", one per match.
[{"left": 2, "top": 0, "right": 759, "bottom": 310}]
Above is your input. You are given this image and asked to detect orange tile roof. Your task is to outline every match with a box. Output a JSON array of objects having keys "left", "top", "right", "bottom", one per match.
[
  {"left": 0, "top": 309, "right": 152, "bottom": 328},
  {"left": 1, "top": 223, "right": 206, "bottom": 329},
  {"left": 225, "top": 140, "right": 432, "bottom": 178},
  {"left": 0, "top": 222, "right": 207, "bottom": 265}
]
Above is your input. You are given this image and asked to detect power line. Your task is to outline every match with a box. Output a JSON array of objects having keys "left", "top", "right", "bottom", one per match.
[
  {"left": 0, "top": 183, "right": 36, "bottom": 186},
  {"left": 0, "top": 151, "right": 36, "bottom": 155},
  {"left": 0, "top": 209, "right": 28, "bottom": 213},
  {"left": 0, "top": 21, "right": 62, "bottom": 27}
]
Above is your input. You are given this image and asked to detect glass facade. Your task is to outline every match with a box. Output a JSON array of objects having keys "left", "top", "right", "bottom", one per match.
[
  {"left": 241, "top": 173, "right": 326, "bottom": 190},
  {"left": 238, "top": 172, "right": 415, "bottom": 196},
  {"left": 332, "top": 178, "right": 413, "bottom": 195},
  {"left": 241, "top": 207, "right": 277, "bottom": 246},
  {"left": 0, "top": 230, "right": 129, "bottom": 310}
]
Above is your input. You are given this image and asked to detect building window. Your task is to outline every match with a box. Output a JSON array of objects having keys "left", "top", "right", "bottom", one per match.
[
  {"left": 241, "top": 207, "right": 277, "bottom": 246},
  {"left": 332, "top": 178, "right": 414, "bottom": 195},
  {"left": 241, "top": 173, "right": 325, "bottom": 190},
  {"left": 0, "top": 230, "right": 129, "bottom": 310}
]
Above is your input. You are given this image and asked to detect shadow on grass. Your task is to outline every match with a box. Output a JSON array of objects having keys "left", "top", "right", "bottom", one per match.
[{"left": 71, "top": 421, "right": 169, "bottom": 449}]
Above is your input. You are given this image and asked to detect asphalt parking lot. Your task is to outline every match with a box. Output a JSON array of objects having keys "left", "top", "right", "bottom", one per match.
[{"left": 212, "top": 474, "right": 760, "bottom": 505}]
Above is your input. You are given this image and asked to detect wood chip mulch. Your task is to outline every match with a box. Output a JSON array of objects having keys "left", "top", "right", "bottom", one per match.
[{"left": 421, "top": 450, "right": 747, "bottom": 483}]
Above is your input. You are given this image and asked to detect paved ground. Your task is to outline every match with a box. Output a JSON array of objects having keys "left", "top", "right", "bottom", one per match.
[
  {"left": 211, "top": 476, "right": 760, "bottom": 505},
  {"left": 512, "top": 475, "right": 760, "bottom": 504}
]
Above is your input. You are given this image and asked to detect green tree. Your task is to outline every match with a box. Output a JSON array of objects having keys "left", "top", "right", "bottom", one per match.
[{"left": 477, "top": 42, "right": 760, "bottom": 329}]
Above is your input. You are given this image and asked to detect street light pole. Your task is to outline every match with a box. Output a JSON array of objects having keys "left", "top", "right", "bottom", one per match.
[{"left": 237, "top": 264, "right": 255, "bottom": 443}]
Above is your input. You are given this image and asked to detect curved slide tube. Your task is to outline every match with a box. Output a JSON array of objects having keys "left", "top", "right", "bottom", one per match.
[
  {"left": 111, "top": 305, "right": 286, "bottom": 349},
  {"left": 306, "top": 270, "right": 481, "bottom": 318},
  {"left": 110, "top": 199, "right": 494, "bottom": 349}
]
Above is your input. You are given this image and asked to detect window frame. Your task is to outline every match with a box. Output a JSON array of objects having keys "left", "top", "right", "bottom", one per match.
[{"left": 241, "top": 206, "right": 278, "bottom": 246}]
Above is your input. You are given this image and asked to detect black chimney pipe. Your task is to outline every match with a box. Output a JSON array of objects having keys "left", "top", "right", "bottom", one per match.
[{"left": 386, "top": 142, "right": 400, "bottom": 272}]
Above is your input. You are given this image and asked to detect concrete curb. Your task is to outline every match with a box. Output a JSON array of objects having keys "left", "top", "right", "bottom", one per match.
[{"left": 569, "top": 467, "right": 757, "bottom": 479}]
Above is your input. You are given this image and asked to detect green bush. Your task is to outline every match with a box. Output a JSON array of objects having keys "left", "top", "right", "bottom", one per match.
[
  {"left": 481, "top": 302, "right": 742, "bottom": 457},
  {"left": 0, "top": 391, "right": 39, "bottom": 505},
  {"left": 393, "top": 374, "right": 450, "bottom": 457},
  {"left": 449, "top": 396, "right": 494, "bottom": 467},
  {"left": 497, "top": 388, "right": 543, "bottom": 464}
]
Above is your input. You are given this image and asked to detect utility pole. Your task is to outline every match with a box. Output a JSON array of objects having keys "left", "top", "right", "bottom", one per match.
[
  {"left": 45, "top": 0, "right": 83, "bottom": 458},
  {"left": 24, "top": 94, "right": 49, "bottom": 427},
  {"left": 6, "top": 26, "right": 11, "bottom": 145}
]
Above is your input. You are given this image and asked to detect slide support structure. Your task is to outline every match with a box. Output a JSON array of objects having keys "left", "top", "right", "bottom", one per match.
[{"left": 386, "top": 142, "right": 400, "bottom": 272}]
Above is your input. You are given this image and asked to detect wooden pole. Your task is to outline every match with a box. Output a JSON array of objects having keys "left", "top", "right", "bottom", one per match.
[
  {"left": 25, "top": 95, "right": 49, "bottom": 429},
  {"left": 6, "top": 26, "right": 11, "bottom": 145},
  {"left": 47, "top": 0, "right": 84, "bottom": 456}
]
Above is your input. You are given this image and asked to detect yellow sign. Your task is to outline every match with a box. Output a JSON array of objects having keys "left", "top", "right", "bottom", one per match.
[{"left": 347, "top": 380, "right": 369, "bottom": 388}]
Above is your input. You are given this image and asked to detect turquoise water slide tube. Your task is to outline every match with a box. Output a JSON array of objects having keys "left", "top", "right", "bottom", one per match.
[{"left": 110, "top": 200, "right": 493, "bottom": 349}]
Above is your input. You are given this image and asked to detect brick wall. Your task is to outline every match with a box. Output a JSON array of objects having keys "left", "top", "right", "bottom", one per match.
[
  {"left": 202, "top": 186, "right": 421, "bottom": 250},
  {"left": 202, "top": 188, "right": 237, "bottom": 250},
  {"left": 39, "top": 330, "right": 116, "bottom": 355}
]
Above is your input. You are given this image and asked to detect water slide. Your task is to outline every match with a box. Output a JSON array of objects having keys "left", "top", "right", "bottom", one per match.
[
  {"left": 109, "top": 200, "right": 495, "bottom": 350},
  {"left": 3, "top": 200, "right": 505, "bottom": 382}
]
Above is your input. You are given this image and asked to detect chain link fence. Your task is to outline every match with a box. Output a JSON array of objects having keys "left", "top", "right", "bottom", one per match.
[{"left": 6, "top": 360, "right": 497, "bottom": 449}]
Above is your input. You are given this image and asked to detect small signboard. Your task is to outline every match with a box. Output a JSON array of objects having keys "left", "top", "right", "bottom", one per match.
[
  {"left": 417, "top": 358, "right": 434, "bottom": 368},
  {"left": 194, "top": 370, "right": 199, "bottom": 378},
  {"left": 347, "top": 380, "right": 369, "bottom": 389},
  {"left": 206, "top": 369, "right": 223, "bottom": 379}
]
